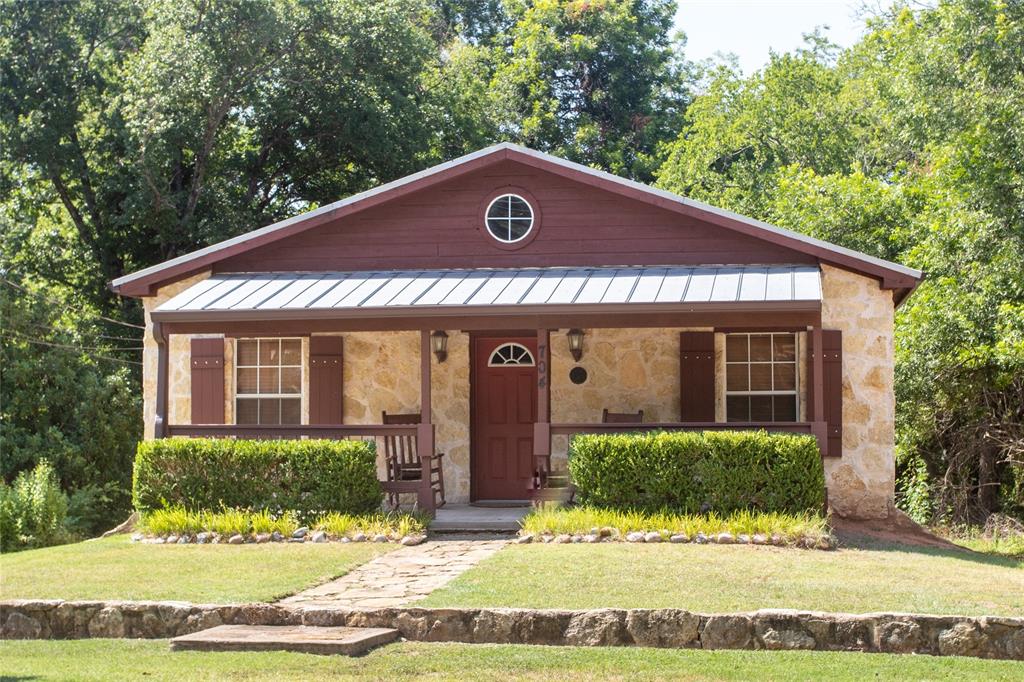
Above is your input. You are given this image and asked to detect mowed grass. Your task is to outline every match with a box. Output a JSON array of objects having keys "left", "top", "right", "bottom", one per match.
[
  {"left": 3, "top": 639, "right": 1023, "bottom": 681},
  {"left": 420, "top": 542, "right": 1024, "bottom": 616},
  {"left": 0, "top": 535, "right": 394, "bottom": 603}
]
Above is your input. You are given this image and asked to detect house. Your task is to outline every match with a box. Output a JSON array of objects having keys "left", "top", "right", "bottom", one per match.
[{"left": 111, "top": 143, "right": 922, "bottom": 519}]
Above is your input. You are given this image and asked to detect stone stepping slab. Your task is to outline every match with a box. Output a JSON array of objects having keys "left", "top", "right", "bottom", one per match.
[
  {"left": 279, "top": 538, "right": 509, "bottom": 609},
  {"left": 170, "top": 624, "right": 398, "bottom": 656}
]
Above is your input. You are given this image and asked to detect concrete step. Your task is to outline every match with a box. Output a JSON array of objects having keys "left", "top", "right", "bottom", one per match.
[
  {"left": 428, "top": 503, "right": 529, "bottom": 532},
  {"left": 170, "top": 624, "right": 398, "bottom": 656}
]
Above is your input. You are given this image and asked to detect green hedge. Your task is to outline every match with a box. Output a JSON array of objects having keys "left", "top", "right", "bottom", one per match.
[
  {"left": 568, "top": 430, "right": 824, "bottom": 514},
  {"left": 133, "top": 438, "right": 382, "bottom": 517}
]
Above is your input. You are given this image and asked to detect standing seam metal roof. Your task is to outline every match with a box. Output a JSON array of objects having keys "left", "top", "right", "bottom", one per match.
[{"left": 155, "top": 266, "right": 822, "bottom": 313}]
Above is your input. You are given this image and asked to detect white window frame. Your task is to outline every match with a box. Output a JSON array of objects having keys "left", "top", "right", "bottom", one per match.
[
  {"left": 487, "top": 342, "right": 536, "bottom": 367},
  {"left": 234, "top": 337, "right": 304, "bottom": 425},
  {"left": 724, "top": 332, "right": 799, "bottom": 422},
  {"left": 485, "top": 193, "right": 534, "bottom": 243}
]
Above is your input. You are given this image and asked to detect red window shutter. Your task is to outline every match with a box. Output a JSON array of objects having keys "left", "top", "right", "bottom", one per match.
[
  {"left": 680, "top": 331, "right": 715, "bottom": 422},
  {"left": 807, "top": 330, "right": 842, "bottom": 457},
  {"left": 190, "top": 338, "right": 225, "bottom": 425},
  {"left": 310, "top": 336, "right": 343, "bottom": 425}
]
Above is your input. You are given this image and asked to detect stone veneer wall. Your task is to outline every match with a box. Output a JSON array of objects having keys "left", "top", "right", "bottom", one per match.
[
  {"left": 3, "top": 600, "right": 1021, "bottom": 660},
  {"left": 549, "top": 327, "right": 709, "bottom": 468},
  {"left": 142, "top": 271, "right": 211, "bottom": 439},
  {"left": 819, "top": 264, "right": 897, "bottom": 519},
  {"left": 339, "top": 331, "right": 471, "bottom": 502}
]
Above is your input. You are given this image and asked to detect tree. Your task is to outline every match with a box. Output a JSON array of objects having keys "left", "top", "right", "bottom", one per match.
[
  {"left": 657, "top": 0, "right": 1024, "bottom": 523},
  {"left": 490, "top": 0, "right": 689, "bottom": 180}
]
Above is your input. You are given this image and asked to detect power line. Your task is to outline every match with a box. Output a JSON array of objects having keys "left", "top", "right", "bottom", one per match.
[
  {"left": 0, "top": 334, "right": 143, "bottom": 366},
  {"left": 14, "top": 319, "right": 142, "bottom": 342},
  {"left": 1, "top": 331, "right": 144, "bottom": 354},
  {"left": 1, "top": 276, "right": 146, "bottom": 330}
]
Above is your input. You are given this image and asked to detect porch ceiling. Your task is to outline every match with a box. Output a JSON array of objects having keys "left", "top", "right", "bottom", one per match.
[{"left": 154, "top": 266, "right": 822, "bottom": 321}]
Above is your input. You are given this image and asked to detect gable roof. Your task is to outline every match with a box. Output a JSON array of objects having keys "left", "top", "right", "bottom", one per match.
[{"left": 110, "top": 142, "right": 922, "bottom": 303}]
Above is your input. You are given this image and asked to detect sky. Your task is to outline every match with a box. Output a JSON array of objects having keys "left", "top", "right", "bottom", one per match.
[{"left": 674, "top": 1, "right": 870, "bottom": 74}]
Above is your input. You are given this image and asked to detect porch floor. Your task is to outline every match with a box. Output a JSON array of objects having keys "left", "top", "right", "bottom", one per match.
[{"left": 429, "top": 504, "right": 530, "bottom": 533}]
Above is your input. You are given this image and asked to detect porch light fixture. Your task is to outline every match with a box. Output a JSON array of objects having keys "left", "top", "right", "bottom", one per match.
[
  {"left": 431, "top": 330, "right": 449, "bottom": 363},
  {"left": 567, "top": 328, "right": 585, "bottom": 362}
]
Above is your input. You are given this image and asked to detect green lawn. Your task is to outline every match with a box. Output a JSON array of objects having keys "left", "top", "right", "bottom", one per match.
[
  {"left": 0, "top": 535, "right": 393, "bottom": 603},
  {"left": 3, "top": 639, "right": 1022, "bottom": 681},
  {"left": 420, "top": 542, "right": 1024, "bottom": 616}
]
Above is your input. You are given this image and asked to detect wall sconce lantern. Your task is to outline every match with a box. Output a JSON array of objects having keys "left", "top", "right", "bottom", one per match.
[
  {"left": 567, "top": 328, "right": 585, "bottom": 362},
  {"left": 431, "top": 330, "right": 449, "bottom": 363}
]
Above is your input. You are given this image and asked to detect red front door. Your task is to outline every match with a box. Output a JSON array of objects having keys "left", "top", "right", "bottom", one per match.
[{"left": 472, "top": 337, "right": 538, "bottom": 501}]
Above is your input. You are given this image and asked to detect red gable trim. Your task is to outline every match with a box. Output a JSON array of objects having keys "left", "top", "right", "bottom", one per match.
[{"left": 111, "top": 143, "right": 922, "bottom": 302}]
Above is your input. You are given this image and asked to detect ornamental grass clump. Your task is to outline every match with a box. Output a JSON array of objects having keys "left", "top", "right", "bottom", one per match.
[
  {"left": 204, "top": 508, "right": 251, "bottom": 537},
  {"left": 520, "top": 506, "right": 831, "bottom": 546},
  {"left": 138, "top": 507, "right": 427, "bottom": 541},
  {"left": 250, "top": 509, "right": 299, "bottom": 536},
  {"left": 139, "top": 507, "right": 296, "bottom": 537},
  {"left": 313, "top": 511, "right": 427, "bottom": 539}
]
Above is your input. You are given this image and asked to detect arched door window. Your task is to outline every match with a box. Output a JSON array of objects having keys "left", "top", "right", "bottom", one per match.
[{"left": 487, "top": 342, "right": 535, "bottom": 367}]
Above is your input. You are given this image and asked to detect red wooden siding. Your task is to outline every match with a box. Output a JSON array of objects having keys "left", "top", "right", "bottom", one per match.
[
  {"left": 309, "top": 336, "right": 343, "bottom": 425},
  {"left": 217, "top": 160, "right": 815, "bottom": 273},
  {"left": 190, "top": 338, "right": 225, "bottom": 424},
  {"left": 808, "top": 330, "right": 842, "bottom": 457},
  {"left": 680, "top": 331, "right": 716, "bottom": 422}
]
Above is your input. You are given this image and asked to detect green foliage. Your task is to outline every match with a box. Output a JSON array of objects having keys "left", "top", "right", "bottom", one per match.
[
  {"left": 250, "top": 509, "right": 300, "bottom": 536},
  {"left": 568, "top": 431, "right": 824, "bottom": 514},
  {"left": 0, "top": 280, "right": 141, "bottom": 535},
  {"left": 313, "top": 511, "right": 428, "bottom": 539},
  {"left": 137, "top": 506, "right": 424, "bottom": 539},
  {"left": 520, "top": 506, "right": 830, "bottom": 545},
  {"left": 0, "top": 460, "right": 70, "bottom": 551},
  {"left": 489, "top": 0, "right": 689, "bottom": 180},
  {"left": 657, "top": 0, "right": 1024, "bottom": 524},
  {"left": 132, "top": 438, "right": 383, "bottom": 519}
]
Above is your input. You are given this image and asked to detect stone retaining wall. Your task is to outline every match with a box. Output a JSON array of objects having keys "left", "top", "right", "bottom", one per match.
[{"left": 2, "top": 600, "right": 1021, "bottom": 660}]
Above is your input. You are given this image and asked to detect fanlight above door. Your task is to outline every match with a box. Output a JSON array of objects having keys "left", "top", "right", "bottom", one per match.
[{"left": 487, "top": 342, "right": 535, "bottom": 367}]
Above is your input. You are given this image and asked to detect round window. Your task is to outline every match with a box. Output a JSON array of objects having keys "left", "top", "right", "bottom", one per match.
[{"left": 485, "top": 194, "right": 534, "bottom": 243}]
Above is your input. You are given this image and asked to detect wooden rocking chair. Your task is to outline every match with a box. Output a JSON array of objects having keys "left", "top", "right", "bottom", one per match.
[{"left": 381, "top": 411, "right": 445, "bottom": 510}]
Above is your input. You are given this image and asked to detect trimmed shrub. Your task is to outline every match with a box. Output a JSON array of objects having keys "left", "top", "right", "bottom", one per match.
[
  {"left": 0, "top": 459, "right": 70, "bottom": 551},
  {"left": 133, "top": 438, "right": 382, "bottom": 518},
  {"left": 568, "top": 430, "right": 824, "bottom": 514}
]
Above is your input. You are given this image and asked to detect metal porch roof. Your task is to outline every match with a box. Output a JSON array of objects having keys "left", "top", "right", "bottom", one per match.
[{"left": 155, "top": 266, "right": 821, "bottom": 314}]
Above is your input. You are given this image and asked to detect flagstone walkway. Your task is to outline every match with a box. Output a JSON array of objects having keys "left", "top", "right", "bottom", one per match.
[{"left": 278, "top": 536, "right": 509, "bottom": 609}]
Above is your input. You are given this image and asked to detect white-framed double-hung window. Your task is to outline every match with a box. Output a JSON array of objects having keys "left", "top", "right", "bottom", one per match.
[
  {"left": 235, "top": 338, "right": 302, "bottom": 425},
  {"left": 725, "top": 332, "right": 798, "bottom": 422}
]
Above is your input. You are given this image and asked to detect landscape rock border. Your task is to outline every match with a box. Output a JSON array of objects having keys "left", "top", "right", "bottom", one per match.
[
  {"left": 2, "top": 600, "right": 1020, "bottom": 661},
  {"left": 518, "top": 530, "right": 836, "bottom": 550},
  {"left": 131, "top": 530, "right": 426, "bottom": 546}
]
